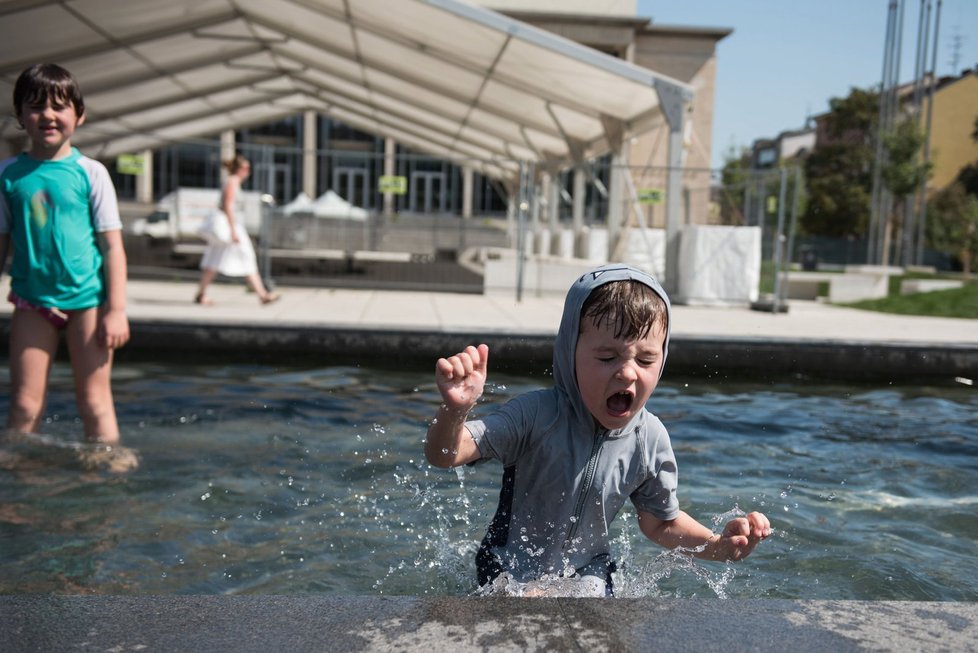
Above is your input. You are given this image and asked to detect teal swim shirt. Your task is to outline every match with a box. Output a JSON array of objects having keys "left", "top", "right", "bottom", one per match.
[{"left": 0, "top": 148, "right": 121, "bottom": 309}]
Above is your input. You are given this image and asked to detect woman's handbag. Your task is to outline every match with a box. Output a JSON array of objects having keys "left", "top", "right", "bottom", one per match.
[{"left": 198, "top": 209, "right": 232, "bottom": 244}]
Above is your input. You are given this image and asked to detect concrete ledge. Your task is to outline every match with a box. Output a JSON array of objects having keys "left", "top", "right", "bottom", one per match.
[
  {"left": 900, "top": 279, "right": 965, "bottom": 295},
  {"left": 2, "top": 315, "right": 976, "bottom": 379},
  {"left": 780, "top": 271, "right": 889, "bottom": 302},
  {"left": 2, "top": 596, "right": 975, "bottom": 652},
  {"left": 173, "top": 243, "right": 416, "bottom": 263},
  {"left": 103, "top": 321, "right": 978, "bottom": 380}
]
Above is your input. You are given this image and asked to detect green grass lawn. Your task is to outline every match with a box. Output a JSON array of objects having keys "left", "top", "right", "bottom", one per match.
[{"left": 845, "top": 279, "right": 978, "bottom": 318}]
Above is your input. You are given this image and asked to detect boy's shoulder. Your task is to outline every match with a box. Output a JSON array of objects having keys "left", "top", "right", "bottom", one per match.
[
  {"left": 73, "top": 151, "right": 110, "bottom": 173},
  {"left": 0, "top": 154, "right": 24, "bottom": 178}
]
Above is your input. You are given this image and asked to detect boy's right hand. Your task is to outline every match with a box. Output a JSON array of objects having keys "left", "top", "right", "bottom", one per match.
[{"left": 435, "top": 344, "right": 489, "bottom": 411}]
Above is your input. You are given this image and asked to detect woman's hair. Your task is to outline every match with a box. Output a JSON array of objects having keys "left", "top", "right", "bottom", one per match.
[
  {"left": 580, "top": 279, "right": 667, "bottom": 340},
  {"left": 13, "top": 63, "right": 85, "bottom": 118},
  {"left": 223, "top": 153, "right": 250, "bottom": 174}
]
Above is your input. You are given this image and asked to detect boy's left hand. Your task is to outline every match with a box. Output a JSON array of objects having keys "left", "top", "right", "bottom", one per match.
[
  {"left": 714, "top": 511, "right": 772, "bottom": 561},
  {"left": 99, "top": 308, "right": 130, "bottom": 350}
]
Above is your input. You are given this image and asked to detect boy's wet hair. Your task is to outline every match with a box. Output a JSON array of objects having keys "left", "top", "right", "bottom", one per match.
[
  {"left": 13, "top": 63, "right": 85, "bottom": 118},
  {"left": 580, "top": 279, "right": 667, "bottom": 340}
]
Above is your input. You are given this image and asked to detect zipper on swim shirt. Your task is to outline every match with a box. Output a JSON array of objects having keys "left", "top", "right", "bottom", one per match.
[{"left": 565, "top": 428, "right": 608, "bottom": 547}]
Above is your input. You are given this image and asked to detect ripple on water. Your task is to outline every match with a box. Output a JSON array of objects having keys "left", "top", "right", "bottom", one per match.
[{"left": 1, "top": 363, "right": 976, "bottom": 599}]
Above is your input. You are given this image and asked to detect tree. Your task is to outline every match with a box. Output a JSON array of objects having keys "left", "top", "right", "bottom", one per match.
[
  {"left": 956, "top": 114, "right": 978, "bottom": 197},
  {"left": 801, "top": 88, "right": 878, "bottom": 237},
  {"left": 928, "top": 182, "right": 978, "bottom": 274},
  {"left": 802, "top": 143, "right": 872, "bottom": 237},
  {"left": 718, "top": 147, "right": 750, "bottom": 225},
  {"left": 881, "top": 119, "right": 932, "bottom": 264}
]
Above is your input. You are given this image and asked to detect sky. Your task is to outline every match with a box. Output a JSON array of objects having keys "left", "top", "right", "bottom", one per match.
[{"left": 639, "top": 0, "right": 978, "bottom": 168}]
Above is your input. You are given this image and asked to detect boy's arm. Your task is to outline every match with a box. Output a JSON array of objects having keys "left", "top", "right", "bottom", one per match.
[
  {"left": 425, "top": 344, "right": 488, "bottom": 468},
  {"left": 98, "top": 229, "right": 130, "bottom": 350},
  {"left": 637, "top": 509, "right": 771, "bottom": 562}
]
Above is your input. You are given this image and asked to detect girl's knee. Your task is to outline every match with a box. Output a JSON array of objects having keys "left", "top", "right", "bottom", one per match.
[{"left": 7, "top": 391, "right": 45, "bottom": 432}]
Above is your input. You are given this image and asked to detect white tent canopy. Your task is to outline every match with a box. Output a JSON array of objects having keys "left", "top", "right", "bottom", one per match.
[{"left": 0, "top": 0, "right": 692, "bottom": 183}]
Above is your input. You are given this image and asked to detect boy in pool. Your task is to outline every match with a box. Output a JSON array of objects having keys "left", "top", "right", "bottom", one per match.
[
  {"left": 426, "top": 263, "right": 771, "bottom": 596},
  {"left": 0, "top": 64, "right": 135, "bottom": 472}
]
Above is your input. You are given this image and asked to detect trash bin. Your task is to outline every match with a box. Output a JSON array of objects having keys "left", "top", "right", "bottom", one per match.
[{"left": 800, "top": 246, "right": 817, "bottom": 271}]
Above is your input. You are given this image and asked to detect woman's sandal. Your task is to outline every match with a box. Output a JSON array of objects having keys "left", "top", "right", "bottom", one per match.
[
  {"left": 260, "top": 293, "right": 281, "bottom": 305},
  {"left": 194, "top": 293, "right": 215, "bottom": 306}
]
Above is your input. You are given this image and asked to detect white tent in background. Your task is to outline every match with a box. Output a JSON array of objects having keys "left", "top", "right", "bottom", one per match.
[
  {"left": 311, "top": 191, "right": 368, "bottom": 221},
  {"left": 281, "top": 192, "right": 314, "bottom": 215},
  {"left": 0, "top": 0, "right": 691, "bottom": 183}
]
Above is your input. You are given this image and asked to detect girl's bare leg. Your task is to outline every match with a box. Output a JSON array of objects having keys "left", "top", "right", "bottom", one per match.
[
  {"left": 245, "top": 272, "right": 278, "bottom": 304},
  {"left": 6, "top": 309, "right": 59, "bottom": 433},
  {"left": 196, "top": 268, "right": 218, "bottom": 304},
  {"left": 65, "top": 307, "right": 119, "bottom": 444}
]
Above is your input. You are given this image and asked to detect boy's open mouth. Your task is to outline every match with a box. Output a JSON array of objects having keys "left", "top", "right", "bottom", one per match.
[{"left": 606, "top": 391, "right": 634, "bottom": 416}]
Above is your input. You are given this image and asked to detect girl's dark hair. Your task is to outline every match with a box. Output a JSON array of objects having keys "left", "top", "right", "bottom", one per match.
[
  {"left": 580, "top": 279, "right": 667, "bottom": 340},
  {"left": 13, "top": 63, "right": 85, "bottom": 118}
]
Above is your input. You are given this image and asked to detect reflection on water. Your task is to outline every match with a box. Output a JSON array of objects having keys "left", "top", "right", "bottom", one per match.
[{"left": 1, "top": 362, "right": 976, "bottom": 600}]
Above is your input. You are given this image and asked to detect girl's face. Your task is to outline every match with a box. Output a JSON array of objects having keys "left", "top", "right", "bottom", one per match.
[{"left": 18, "top": 95, "right": 84, "bottom": 160}]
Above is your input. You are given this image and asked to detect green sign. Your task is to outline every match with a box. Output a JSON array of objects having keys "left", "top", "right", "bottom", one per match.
[
  {"left": 637, "top": 188, "right": 664, "bottom": 204},
  {"left": 116, "top": 153, "right": 146, "bottom": 176},
  {"left": 767, "top": 195, "right": 778, "bottom": 213},
  {"left": 378, "top": 175, "right": 407, "bottom": 194}
]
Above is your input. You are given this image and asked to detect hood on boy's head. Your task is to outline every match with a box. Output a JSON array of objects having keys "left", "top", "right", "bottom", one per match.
[{"left": 552, "top": 264, "right": 672, "bottom": 419}]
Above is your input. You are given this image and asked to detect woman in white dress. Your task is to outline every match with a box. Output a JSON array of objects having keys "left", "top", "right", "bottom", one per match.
[{"left": 194, "top": 154, "right": 279, "bottom": 306}]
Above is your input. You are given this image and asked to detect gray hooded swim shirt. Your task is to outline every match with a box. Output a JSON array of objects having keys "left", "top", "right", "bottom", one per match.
[{"left": 466, "top": 263, "right": 680, "bottom": 585}]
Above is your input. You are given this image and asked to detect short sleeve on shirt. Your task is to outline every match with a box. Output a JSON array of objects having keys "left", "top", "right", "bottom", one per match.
[
  {"left": 77, "top": 155, "right": 121, "bottom": 232},
  {"left": 629, "top": 424, "right": 680, "bottom": 520}
]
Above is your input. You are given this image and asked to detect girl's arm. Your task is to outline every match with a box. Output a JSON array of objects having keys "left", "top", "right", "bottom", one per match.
[
  {"left": 98, "top": 229, "right": 130, "bottom": 350},
  {"left": 220, "top": 178, "right": 240, "bottom": 242}
]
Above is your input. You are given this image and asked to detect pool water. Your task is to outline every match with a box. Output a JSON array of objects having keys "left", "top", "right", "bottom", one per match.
[{"left": 1, "top": 362, "right": 976, "bottom": 600}]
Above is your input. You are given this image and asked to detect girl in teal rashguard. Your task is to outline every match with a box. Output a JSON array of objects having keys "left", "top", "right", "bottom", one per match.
[{"left": 0, "top": 64, "right": 131, "bottom": 458}]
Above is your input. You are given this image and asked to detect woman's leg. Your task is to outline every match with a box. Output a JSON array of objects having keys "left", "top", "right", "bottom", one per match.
[
  {"left": 244, "top": 272, "right": 279, "bottom": 304},
  {"left": 64, "top": 307, "right": 120, "bottom": 443},
  {"left": 196, "top": 267, "right": 218, "bottom": 304},
  {"left": 6, "top": 309, "right": 59, "bottom": 433}
]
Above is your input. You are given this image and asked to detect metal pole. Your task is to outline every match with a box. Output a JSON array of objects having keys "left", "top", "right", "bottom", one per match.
[
  {"left": 515, "top": 161, "right": 530, "bottom": 303},
  {"left": 781, "top": 166, "right": 803, "bottom": 303},
  {"left": 916, "top": 0, "right": 941, "bottom": 265},
  {"left": 771, "top": 167, "right": 788, "bottom": 313},
  {"left": 869, "top": 0, "right": 898, "bottom": 264},
  {"left": 879, "top": 0, "right": 906, "bottom": 266},
  {"left": 742, "top": 175, "right": 751, "bottom": 226},
  {"left": 904, "top": 0, "right": 932, "bottom": 265},
  {"left": 259, "top": 194, "right": 275, "bottom": 290}
]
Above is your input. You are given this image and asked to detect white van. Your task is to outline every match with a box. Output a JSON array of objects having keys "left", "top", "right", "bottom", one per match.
[{"left": 129, "top": 187, "right": 265, "bottom": 240}]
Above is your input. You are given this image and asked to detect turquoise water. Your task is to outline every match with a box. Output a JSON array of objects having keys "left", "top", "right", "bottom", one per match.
[{"left": 1, "top": 362, "right": 976, "bottom": 600}]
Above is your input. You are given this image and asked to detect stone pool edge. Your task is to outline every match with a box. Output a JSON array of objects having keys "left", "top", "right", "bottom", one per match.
[
  {"left": 2, "top": 596, "right": 975, "bottom": 652},
  {"left": 121, "top": 319, "right": 978, "bottom": 380}
]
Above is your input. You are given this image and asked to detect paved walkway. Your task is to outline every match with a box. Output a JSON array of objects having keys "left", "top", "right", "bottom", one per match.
[
  {"left": 2, "top": 278, "right": 976, "bottom": 378},
  {"left": 50, "top": 278, "right": 978, "bottom": 344}
]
